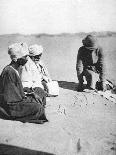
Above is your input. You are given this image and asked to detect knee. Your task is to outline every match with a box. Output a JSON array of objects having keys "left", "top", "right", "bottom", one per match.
[{"left": 85, "top": 70, "right": 96, "bottom": 80}]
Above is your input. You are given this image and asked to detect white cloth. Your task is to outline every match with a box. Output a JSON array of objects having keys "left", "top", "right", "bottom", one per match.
[
  {"left": 36, "top": 60, "right": 51, "bottom": 82},
  {"left": 29, "top": 44, "right": 43, "bottom": 56},
  {"left": 97, "top": 90, "right": 116, "bottom": 103},
  {"left": 46, "top": 81, "right": 59, "bottom": 96},
  {"left": 8, "top": 43, "right": 29, "bottom": 60},
  {"left": 20, "top": 57, "right": 43, "bottom": 89}
]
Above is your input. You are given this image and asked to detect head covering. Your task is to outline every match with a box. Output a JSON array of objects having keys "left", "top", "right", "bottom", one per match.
[
  {"left": 8, "top": 42, "right": 29, "bottom": 61},
  {"left": 29, "top": 44, "right": 43, "bottom": 56},
  {"left": 82, "top": 35, "right": 97, "bottom": 48}
]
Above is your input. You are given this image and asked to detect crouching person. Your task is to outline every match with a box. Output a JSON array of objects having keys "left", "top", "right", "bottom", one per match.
[
  {"left": 76, "top": 35, "right": 106, "bottom": 91},
  {"left": 0, "top": 43, "right": 48, "bottom": 124}
]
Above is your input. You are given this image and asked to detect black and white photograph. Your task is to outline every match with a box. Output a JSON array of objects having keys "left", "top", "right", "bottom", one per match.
[{"left": 0, "top": 0, "right": 116, "bottom": 154}]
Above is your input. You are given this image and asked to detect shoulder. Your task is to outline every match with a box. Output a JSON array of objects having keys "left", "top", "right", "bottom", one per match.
[
  {"left": 2, "top": 66, "right": 12, "bottom": 74},
  {"left": 78, "top": 46, "right": 85, "bottom": 53},
  {"left": 1, "top": 65, "right": 16, "bottom": 78},
  {"left": 22, "top": 57, "right": 38, "bottom": 73},
  {"left": 77, "top": 46, "right": 86, "bottom": 57},
  {"left": 26, "top": 57, "right": 35, "bottom": 65},
  {"left": 78, "top": 46, "right": 85, "bottom": 51}
]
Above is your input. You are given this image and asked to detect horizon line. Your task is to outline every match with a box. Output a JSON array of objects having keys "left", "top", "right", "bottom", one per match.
[{"left": 0, "top": 31, "right": 116, "bottom": 36}]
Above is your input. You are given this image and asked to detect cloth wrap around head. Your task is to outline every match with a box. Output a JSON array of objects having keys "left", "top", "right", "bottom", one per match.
[
  {"left": 8, "top": 43, "right": 29, "bottom": 61},
  {"left": 82, "top": 35, "right": 98, "bottom": 49},
  {"left": 29, "top": 44, "right": 43, "bottom": 56}
]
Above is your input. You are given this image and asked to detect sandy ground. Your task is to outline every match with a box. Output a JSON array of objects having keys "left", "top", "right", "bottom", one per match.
[
  {"left": 0, "top": 85, "right": 116, "bottom": 155},
  {"left": 0, "top": 34, "right": 116, "bottom": 155}
]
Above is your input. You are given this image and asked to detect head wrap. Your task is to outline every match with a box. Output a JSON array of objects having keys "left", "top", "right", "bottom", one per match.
[
  {"left": 82, "top": 35, "right": 97, "bottom": 48},
  {"left": 8, "top": 43, "right": 29, "bottom": 61},
  {"left": 29, "top": 44, "right": 43, "bottom": 56}
]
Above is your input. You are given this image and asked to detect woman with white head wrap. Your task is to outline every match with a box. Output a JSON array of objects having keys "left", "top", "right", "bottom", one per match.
[{"left": 0, "top": 43, "right": 48, "bottom": 123}]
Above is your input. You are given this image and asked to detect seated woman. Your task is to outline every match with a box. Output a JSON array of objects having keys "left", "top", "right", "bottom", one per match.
[{"left": 0, "top": 43, "right": 48, "bottom": 124}]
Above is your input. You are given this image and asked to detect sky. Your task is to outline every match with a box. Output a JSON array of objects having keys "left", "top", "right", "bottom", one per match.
[{"left": 0, "top": 0, "right": 116, "bottom": 34}]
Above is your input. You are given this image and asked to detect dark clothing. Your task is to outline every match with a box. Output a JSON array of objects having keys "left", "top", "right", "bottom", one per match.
[
  {"left": 76, "top": 46, "right": 105, "bottom": 89},
  {"left": 1, "top": 66, "right": 25, "bottom": 103},
  {"left": 82, "top": 35, "right": 97, "bottom": 48},
  {"left": 24, "top": 87, "right": 47, "bottom": 107},
  {"left": 0, "top": 65, "right": 47, "bottom": 123}
]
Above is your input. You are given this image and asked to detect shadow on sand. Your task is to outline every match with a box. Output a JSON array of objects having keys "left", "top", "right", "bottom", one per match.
[
  {"left": 0, "top": 144, "right": 55, "bottom": 155},
  {"left": 58, "top": 81, "right": 78, "bottom": 91}
]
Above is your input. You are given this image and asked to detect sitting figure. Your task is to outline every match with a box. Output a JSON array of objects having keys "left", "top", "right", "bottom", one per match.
[
  {"left": 76, "top": 35, "right": 105, "bottom": 91},
  {"left": 29, "top": 44, "right": 59, "bottom": 96},
  {"left": 20, "top": 46, "right": 47, "bottom": 105},
  {"left": 0, "top": 43, "right": 48, "bottom": 124}
]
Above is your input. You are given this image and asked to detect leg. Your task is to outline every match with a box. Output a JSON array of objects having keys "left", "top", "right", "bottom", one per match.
[
  {"left": 33, "top": 87, "right": 47, "bottom": 107},
  {"left": 84, "top": 69, "right": 99, "bottom": 89},
  {"left": 77, "top": 73, "right": 84, "bottom": 91},
  {"left": 8, "top": 97, "right": 48, "bottom": 123}
]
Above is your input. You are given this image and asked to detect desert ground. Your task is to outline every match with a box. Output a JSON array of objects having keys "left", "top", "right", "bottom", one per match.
[{"left": 0, "top": 33, "right": 116, "bottom": 155}]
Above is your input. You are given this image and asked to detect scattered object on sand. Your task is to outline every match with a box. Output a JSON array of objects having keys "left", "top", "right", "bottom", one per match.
[
  {"left": 83, "top": 79, "right": 116, "bottom": 103},
  {"left": 97, "top": 90, "right": 116, "bottom": 103},
  {"left": 83, "top": 89, "right": 116, "bottom": 103}
]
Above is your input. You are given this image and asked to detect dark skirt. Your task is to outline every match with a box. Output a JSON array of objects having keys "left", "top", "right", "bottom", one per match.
[
  {"left": 0, "top": 95, "right": 48, "bottom": 124},
  {"left": 23, "top": 87, "right": 47, "bottom": 107}
]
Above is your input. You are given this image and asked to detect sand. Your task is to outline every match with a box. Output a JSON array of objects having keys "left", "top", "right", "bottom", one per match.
[
  {"left": 0, "top": 34, "right": 116, "bottom": 155},
  {"left": 0, "top": 86, "right": 116, "bottom": 155}
]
